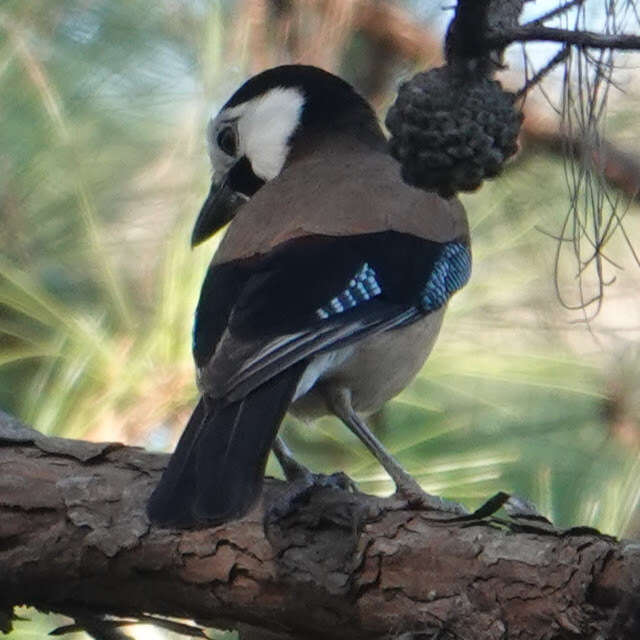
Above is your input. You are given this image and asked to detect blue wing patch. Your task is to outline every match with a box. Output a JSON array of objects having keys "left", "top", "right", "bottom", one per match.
[
  {"left": 316, "top": 262, "right": 382, "bottom": 319},
  {"left": 420, "top": 242, "right": 471, "bottom": 312},
  {"left": 314, "top": 242, "right": 470, "bottom": 321}
]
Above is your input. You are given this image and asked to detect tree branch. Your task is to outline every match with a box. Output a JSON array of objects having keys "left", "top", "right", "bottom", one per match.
[
  {"left": 1, "top": 411, "right": 640, "bottom": 639},
  {"left": 488, "top": 25, "right": 640, "bottom": 51}
]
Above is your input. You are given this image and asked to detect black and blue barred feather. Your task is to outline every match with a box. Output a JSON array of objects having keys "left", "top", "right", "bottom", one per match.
[
  {"left": 420, "top": 242, "right": 471, "bottom": 312},
  {"left": 312, "top": 241, "right": 470, "bottom": 321},
  {"left": 316, "top": 262, "right": 382, "bottom": 319}
]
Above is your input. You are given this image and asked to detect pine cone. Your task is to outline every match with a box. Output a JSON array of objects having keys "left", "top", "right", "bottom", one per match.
[{"left": 386, "top": 67, "right": 523, "bottom": 198}]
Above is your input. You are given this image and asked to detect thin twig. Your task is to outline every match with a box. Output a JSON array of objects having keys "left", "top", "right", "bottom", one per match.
[
  {"left": 516, "top": 45, "right": 570, "bottom": 98},
  {"left": 524, "top": 0, "right": 585, "bottom": 28}
]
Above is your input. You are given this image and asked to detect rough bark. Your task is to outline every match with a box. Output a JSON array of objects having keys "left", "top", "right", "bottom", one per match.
[{"left": 1, "top": 412, "right": 639, "bottom": 640}]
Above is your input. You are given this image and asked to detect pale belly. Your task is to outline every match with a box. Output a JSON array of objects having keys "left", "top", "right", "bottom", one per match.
[{"left": 290, "top": 307, "right": 445, "bottom": 419}]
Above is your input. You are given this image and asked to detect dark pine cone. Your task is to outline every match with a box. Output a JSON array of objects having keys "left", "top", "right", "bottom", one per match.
[{"left": 385, "top": 67, "right": 523, "bottom": 198}]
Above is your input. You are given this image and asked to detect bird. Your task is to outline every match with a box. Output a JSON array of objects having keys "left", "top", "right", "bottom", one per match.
[{"left": 147, "top": 64, "right": 471, "bottom": 527}]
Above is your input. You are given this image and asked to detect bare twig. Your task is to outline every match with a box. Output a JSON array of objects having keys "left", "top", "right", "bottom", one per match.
[
  {"left": 524, "top": 0, "right": 586, "bottom": 28},
  {"left": 488, "top": 25, "right": 640, "bottom": 51},
  {"left": 515, "top": 45, "right": 570, "bottom": 98}
]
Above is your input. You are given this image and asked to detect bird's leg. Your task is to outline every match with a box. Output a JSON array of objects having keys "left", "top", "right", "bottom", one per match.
[
  {"left": 272, "top": 436, "right": 313, "bottom": 481},
  {"left": 266, "top": 436, "right": 356, "bottom": 523},
  {"left": 327, "top": 387, "right": 467, "bottom": 516},
  {"left": 273, "top": 435, "right": 355, "bottom": 488}
]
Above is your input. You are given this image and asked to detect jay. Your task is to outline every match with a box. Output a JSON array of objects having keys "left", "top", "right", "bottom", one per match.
[{"left": 147, "top": 65, "right": 471, "bottom": 526}]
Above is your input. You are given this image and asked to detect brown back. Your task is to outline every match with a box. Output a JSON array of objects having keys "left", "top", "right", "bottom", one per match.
[{"left": 213, "top": 136, "right": 469, "bottom": 265}]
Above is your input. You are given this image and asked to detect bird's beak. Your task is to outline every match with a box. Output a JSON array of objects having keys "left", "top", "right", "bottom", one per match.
[{"left": 191, "top": 178, "right": 249, "bottom": 247}]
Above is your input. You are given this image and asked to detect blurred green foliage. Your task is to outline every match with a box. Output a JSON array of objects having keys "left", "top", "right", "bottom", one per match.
[{"left": 1, "top": 1, "right": 639, "bottom": 639}]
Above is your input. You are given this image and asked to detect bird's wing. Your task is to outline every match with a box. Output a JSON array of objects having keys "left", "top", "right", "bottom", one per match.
[{"left": 194, "top": 231, "right": 471, "bottom": 401}]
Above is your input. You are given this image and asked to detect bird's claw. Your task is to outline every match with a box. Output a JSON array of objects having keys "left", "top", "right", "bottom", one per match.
[
  {"left": 394, "top": 483, "right": 468, "bottom": 518},
  {"left": 265, "top": 471, "right": 357, "bottom": 524},
  {"left": 313, "top": 470, "right": 357, "bottom": 492}
]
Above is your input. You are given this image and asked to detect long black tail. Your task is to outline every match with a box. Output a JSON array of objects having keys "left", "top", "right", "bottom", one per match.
[{"left": 147, "top": 363, "right": 305, "bottom": 527}]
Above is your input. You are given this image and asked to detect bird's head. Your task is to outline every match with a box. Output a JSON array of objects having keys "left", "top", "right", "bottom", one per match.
[{"left": 191, "top": 65, "right": 384, "bottom": 246}]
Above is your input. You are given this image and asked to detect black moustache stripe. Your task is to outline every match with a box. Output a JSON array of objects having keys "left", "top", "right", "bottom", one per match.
[{"left": 228, "top": 156, "right": 265, "bottom": 197}]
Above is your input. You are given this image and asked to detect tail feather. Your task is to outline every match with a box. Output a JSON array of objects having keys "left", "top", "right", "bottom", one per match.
[
  {"left": 146, "top": 397, "right": 206, "bottom": 525},
  {"left": 147, "top": 363, "right": 305, "bottom": 527}
]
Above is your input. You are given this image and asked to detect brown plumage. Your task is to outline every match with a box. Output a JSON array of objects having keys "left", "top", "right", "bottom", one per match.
[{"left": 214, "top": 135, "right": 468, "bottom": 265}]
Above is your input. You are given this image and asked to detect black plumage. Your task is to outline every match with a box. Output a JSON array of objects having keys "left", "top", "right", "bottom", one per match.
[{"left": 147, "top": 362, "right": 306, "bottom": 526}]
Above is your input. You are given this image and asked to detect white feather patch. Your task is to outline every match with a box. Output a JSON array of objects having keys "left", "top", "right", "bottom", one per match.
[
  {"left": 210, "top": 87, "right": 305, "bottom": 182},
  {"left": 238, "top": 87, "right": 304, "bottom": 180},
  {"left": 293, "top": 348, "right": 354, "bottom": 402}
]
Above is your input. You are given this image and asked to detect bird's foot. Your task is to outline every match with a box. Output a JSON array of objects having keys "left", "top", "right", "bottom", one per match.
[
  {"left": 266, "top": 470, "right": 357, "bottom": 524},
  {"left": 394, "top": 477, "right": 468, "bottom": 519}
]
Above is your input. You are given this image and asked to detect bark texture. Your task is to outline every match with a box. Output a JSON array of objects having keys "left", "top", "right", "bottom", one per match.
[{"left": 1, "top": 411, "right": 639, "bottom": 640}]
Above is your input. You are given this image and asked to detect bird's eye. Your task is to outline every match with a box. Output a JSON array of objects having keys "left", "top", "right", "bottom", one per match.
[{"left": 217, "top": 126, "right": 237, "bottom": 156}]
